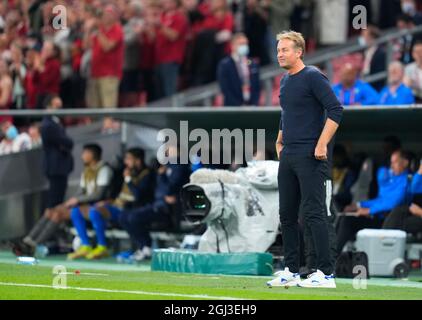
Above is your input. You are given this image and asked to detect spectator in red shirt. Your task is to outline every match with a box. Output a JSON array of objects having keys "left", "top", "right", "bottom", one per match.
[
  {"left": 140, "top": 2, "right": 161, "bottom": 102},
  {"left": 153, "top": 0, "right": 188, "bottom": 98},
  {"left": 33, "top": 40, "right": 61, "bottom": 109},
  {"left": 23, "top": 48, "right": 39, "bottom": 110},
  {"left": 190, "top": 0, "right": 233, "bottom": 85},
  {"left": 199, "top": 0, "right": 233, "bottom": 45},
  {"left": 0, "top": 59, "right": 13, "bottom": 124},
  {"left": 86, "top": 4, "right": 124, "bottom": 109}
]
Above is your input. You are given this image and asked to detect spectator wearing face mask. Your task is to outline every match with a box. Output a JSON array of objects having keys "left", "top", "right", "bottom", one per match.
[
  {"left": 0, "top": 120, "right": 31, "bottom": 155},
  {"left": 217, "top": 33, "right": 260, "bottom": 106},
  {"left": 401, "top": 0, "right": 422, "bottom": 25},
  {"left": 395, "top": 14, "right": 422, "bottom": 64}
]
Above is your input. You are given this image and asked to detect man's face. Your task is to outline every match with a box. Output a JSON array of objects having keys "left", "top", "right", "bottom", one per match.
[
  {"left": 145, "top": 6, "right": 161, "bottom": 25},
  {"left": 211, "top": 0, "right": 225, "bottom": 11},
  {"left": 277, "top": 39, "right": 301, "bottom": 70},
  {"left": 28, "top": 125, "right": 40, "bottom": 140},
  {"left": 388, "top": 64, "right": 404, "bottom": 85},
  {"left": 390, "top": 152, "right": 408, "bottom": 175},
  {"left": 102, "top": 9, "right": 117, "bottom": 26},
  {"left": 162, "top": 0, "right": 176, "bottom": 11},
  {"left": 340, "top": 64, "right": 358, "bottom": 87},
  {"left": 50, "top": 97, "right": 62, "bottom": 109},
  {"left": 232, "top": 36, "right": 248, "bottom": 55},
  {"left": 124, "top": 153, "right": 140, "bottom": 170},
  {"left": 81, "top": 150, "right": 95, "bottom": 166},
  {"left": 412, "top": 44, "right": 422, "bottom": 64},
  {"left": 182, "top": 0, "right": 198, "bottom": 11},
  {"left": 1, "top": 121, "right": 11, "bottom": 135},
  {"left": 360, "top": 29, "right": 374, "bottom": 46},
  {"left": 167, "top": 145, "right": 178, "bottom": 159}
]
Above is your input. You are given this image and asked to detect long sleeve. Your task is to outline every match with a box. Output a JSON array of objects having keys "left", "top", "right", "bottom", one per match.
[
  {"left": 41, "top": 119, "right": 74, "bottom": 151},
  {"left": 411, "top": 173, "right": 422, "bottom": 195},
  {"left": 360, "top": 175, "right": 409, "bottom": 216},
  {"left": 217, "top": 60, "right": 241, "bottom": 106},
  {"left": 309, "top": 69, "right": 343, "bottom": 124},
  {"left": 127, "top": 170, "right": 154, "bottom": 203}
]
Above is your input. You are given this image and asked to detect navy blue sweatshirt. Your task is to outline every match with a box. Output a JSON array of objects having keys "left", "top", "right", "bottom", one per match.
[{"left": 279, "top": 66, "right": 343, "bottom": 155}]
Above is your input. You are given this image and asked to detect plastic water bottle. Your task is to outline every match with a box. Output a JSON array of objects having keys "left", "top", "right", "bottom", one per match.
[
  {"left": 17, "top": 257, "right": 39, "bottom": 265},
  {"left": 35, "top": 245, "right": 49, "bottom": 258}
]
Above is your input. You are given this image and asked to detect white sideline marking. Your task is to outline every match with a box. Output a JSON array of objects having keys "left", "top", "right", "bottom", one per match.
[
  {"left": 0, "top": 282, "right": 246, "bottom": 300},
  {"left": 62, "top": 272, "right": 109, "bottom": 276}
]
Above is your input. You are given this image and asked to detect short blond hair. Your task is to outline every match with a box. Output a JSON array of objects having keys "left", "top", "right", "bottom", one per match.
[{"left": 276, "top": 31, "right": 306, "bottom": 58}]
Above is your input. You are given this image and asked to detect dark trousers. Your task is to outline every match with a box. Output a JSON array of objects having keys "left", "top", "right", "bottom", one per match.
[
  {"left": 46, "top": 175, "right": 68, "bottom": 209},
  {"left": 383, "top": 205, "right": 422, "bottom": 234},
  {"left": 302, "top": 203, "right": 338, "bottom": 272},
  {"left": 336, "top": 215, "right": 383, "bottom": 253},
  {"left": 278, "top": 153, "right": 332, "bottom": 275},
  {"left": 155, "top": 63, "right": 180, "bottom": 99},
  {"left": 119, "top": 202, "right": 170, "bottom": 250}
]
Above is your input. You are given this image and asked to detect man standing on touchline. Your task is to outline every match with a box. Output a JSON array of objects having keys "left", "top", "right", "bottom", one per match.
[{"left": 267, "top": 31, "right": 343, "bottom": 288}]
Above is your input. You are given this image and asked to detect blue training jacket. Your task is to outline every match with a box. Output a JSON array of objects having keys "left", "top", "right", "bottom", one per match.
[
  {"left": 359, "top": 167, "right": 410, "bottom": 216},
  {"left": 332, "top": 80, "right": 379, "bottom": 106},
  {"left": 378, "top": 83, "right": 415, "bottom": 105}
]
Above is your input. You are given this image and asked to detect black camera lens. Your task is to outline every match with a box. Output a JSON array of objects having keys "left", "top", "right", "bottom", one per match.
[
  {"left": 190, "top": 192, "right": 207, "bottom": 210},
  {"left": 181, "top": 185, "right": 211, "bottom": 223}
]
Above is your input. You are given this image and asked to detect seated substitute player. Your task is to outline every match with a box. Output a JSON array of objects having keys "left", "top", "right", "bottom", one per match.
[
  {"left": 382, "top": 159, "right": 422, "bottom": 234},
  {"left": 68, "top": 148, "right": 155, "bottom": 260},
  {"left": 337, "top": 149, "right": 411, "bottom": 253},
  {"left": 119, "top": 144, "right": 191, "bottom": 262},
  {"left": 12, "top": 144, "right": 112, "bottom": 257}
]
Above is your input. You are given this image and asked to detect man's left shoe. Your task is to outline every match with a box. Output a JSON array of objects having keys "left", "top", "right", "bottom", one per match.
[
  {"left": 129, "top": 247, "right": 152, "bottom": 263},
  {"left": 86, "top": 245, "right": 109, "bottom": 260},
  {"left": 297, "top": 270, "right": 337, "bottom": 288},
  {"left": 11, "top": 240, "right": 35, "bottom": 257}
]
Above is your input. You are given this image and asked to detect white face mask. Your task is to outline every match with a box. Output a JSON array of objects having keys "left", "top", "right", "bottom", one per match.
[
  {"left": 402, "top": 2, "right": 416, "bottom": 14},
  {"left": 358, "top": 36, "right": 367, "bottom": 47},
  {"left": 237, "top": 44, "right": 249, "bottom": 57}
]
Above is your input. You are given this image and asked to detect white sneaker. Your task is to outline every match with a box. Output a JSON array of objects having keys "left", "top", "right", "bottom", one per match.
[
  {"left": 142, "top": 246, "right": 152, "bottom": 259},
  {"left": 298, "top": 270, "right": 336, "bottom": 288},
  {"left": 129, "top": 247, "right": 152, "bottom": 263},
  {"left": 266, "top": 267, "right": 301, "bottom": 287}
]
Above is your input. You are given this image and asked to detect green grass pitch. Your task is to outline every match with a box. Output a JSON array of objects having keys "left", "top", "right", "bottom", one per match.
[{"left": 0, "top": 252, "right": 421, "bottom": 300}]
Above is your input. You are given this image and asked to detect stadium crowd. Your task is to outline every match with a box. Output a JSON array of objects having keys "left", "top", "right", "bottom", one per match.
[
  {"left": 1, "top": 0, "right": 422, "bottom": 270},
  {"left": 0, "top": 0, "right": 421, "bottom": 113}
]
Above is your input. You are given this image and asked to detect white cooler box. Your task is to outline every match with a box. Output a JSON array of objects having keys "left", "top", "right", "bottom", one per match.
[{"left": 355, "top": 229, "right": 408, "bottom": 277}]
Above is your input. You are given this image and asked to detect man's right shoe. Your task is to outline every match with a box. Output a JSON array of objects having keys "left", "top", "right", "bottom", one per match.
[
  {"left": 67, "top": 245, "right": 93, "bottom": 260},
  {"left": 266, "top": 267, "right": 302, "bottom": 287},
  {"left": 129, "top": 247, "right": 152, "bottom": 263},
  {"left": 11, "top": 240, "right": 35, "bottom": 257}
]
